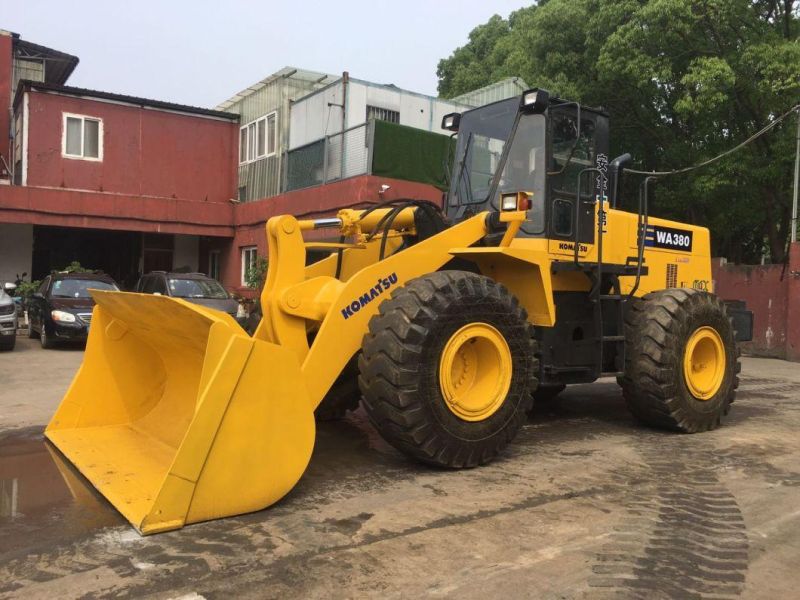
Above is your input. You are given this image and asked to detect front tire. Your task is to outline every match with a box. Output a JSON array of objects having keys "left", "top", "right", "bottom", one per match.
[
  {"left": 619, "top": 289, "right": 739, "bottom": 432},
  {"left": 40, "top": 325, "right": 55, "bottom": 349},
  {"left": 358, "top": 271, "right": 537, "bottom": 468},
  {"left": 315, "top": 358, "right": 361, "bottom": 422}
]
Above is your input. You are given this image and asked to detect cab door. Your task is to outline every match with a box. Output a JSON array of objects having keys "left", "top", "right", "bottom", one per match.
[{"left": 546, "top": 108, "right": 609, "bottom": 250}]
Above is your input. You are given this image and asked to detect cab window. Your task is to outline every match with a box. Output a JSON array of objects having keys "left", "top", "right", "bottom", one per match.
[{"left": 549, "top": 112, "right": 596, "bottom": 196}]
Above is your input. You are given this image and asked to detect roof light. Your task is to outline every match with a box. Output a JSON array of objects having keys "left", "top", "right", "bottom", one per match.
[
  {"left": 441, "top": 112, "right": 461, "bottom": 132},
  {"left": 520, "top": 88, "right": 550, "bottom": 114}
]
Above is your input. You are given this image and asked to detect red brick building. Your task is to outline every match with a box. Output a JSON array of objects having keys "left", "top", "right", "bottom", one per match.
[
  {"left": 0, "top": 30, "right": 439, "bottom": 294},
  {"left": 1, "top": 30, "right": 242, "bottom": 289}
]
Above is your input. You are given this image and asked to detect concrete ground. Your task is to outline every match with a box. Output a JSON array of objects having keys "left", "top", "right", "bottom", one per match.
[{"left": 0, "top": 336, "right": 798, "bottom": 599}]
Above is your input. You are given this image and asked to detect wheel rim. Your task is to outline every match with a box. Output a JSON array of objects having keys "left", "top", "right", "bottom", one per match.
[
  {"left": 438, "top": 323, "right": 512, "bottom": 421},
  {"left": 683, "top": 326, "right": 726, "bottom": 400}
]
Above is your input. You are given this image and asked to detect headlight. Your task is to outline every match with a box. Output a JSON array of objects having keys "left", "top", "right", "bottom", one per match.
[
  {"left": 51, "top": 310, "right": 76, "bottom": 323},
  {"left": 500, "top": 192, "right": 532, "bottom": 211},
  {"left": 501, "top": 193, "right": 519, "bottom": 211}
]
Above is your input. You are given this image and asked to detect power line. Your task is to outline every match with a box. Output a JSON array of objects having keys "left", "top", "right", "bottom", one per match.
[{"left": 626, "top": 104, "right": 800, "bottom": 177}]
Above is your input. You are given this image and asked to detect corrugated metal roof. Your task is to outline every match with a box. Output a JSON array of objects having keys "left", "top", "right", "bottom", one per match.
[
  {"left": 215, "top": 67, "right": 337, "bottom": 112},
  {"left": 17, "top": 80, "right": 239, "bottom": 120},
  {"left": 451, "top": 77, "right": 529, "bottom": 107},
  {"left": 9, "top": 32, "right": 79, "bottom": 85}
]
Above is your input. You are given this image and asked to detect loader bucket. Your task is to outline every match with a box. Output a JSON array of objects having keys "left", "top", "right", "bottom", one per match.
[{"left": 45, "top": 290, "right": 316, "bottom": 534}]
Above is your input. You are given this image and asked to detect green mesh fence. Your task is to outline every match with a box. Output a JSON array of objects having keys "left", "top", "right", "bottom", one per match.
[
  {"left": 370, "top": 120, "right": 455, "bottom": 190},
  {"left": 285, "top": 139, "right": 325, "bottom": 192}
]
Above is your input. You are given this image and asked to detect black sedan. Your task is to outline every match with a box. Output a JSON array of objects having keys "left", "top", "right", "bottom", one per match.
[
  {"left": 135, "top": 272, "right": 243, "bottom": 324},
  {"left": 27, "top": 273, "right": 119, "bottom": 348}
]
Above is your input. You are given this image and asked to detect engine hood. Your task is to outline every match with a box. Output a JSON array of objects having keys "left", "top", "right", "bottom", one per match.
[{"left": 49, "top": 297, "right": 96, "bottom": 311}]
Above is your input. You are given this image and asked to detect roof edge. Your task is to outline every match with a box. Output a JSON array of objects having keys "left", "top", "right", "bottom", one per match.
[{"left": 17, "top": 80, "right": 240, "bottom": 121}]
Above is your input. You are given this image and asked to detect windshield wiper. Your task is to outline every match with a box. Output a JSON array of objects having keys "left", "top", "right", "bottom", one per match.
[{"left": 455, "top": 133, "right": 475, "bottom": 207}]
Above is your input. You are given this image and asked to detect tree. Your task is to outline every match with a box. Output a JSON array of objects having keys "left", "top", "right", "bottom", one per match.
[{"left": 437, "top": 0, "right": 800, "bottom": 263}]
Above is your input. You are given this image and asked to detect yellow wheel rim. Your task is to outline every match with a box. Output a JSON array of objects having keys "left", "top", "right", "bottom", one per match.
[
  {"left": 683, "top": 326, "right": 726, "bottom": 400},
  {"left": 438, "top": 323, "right": 513, "bottom": 422}
]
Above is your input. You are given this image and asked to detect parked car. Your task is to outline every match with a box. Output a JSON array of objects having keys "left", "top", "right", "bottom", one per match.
[
  {"left": 0, "top": 283, "right": 18, "bottom": 351},
  {"left": 27, "top": 273, "right": 119, "bottom": 348},
  {"left": 135, "top": 272, "right": 242, "bottom": 323}
]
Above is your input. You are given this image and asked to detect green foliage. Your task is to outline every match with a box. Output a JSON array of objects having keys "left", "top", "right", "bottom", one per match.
[
  {"left": 437, "top": 0, "right": 800, "bottom": 263},
  {"left": 59, "top": 261, "right": 93, "bottom": 274},
  {"left": 14, "top": 279, "right": 41, "bottom": 300},
  {"left": 244, "top": 257, "right": 268, "bottom": 289}
]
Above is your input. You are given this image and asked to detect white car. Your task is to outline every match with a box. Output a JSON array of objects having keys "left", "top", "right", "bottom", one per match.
[{"left": 0, "top": 283, "right": 18, "bottom": 351}]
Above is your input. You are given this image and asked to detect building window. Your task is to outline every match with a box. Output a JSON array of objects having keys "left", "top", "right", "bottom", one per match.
[
  {"left": 209, "top": 251, "right": 221, "bottom": 281},
  {"left": 239, "top": 112, "right": 277, "bottom": 164},
  {"left": 366, "top": 105, "right": 400, "bottom": 124},
  {"left": 241, "top": 246, "right": 258, "bottom": 286},
  {"left": 62, "top": 113, "right": 103, "bottom": 161}
]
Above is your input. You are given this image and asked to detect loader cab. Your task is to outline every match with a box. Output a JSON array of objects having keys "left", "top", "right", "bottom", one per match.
[{"left": 443, "top": 90, "right": 609, "bottom": 244}]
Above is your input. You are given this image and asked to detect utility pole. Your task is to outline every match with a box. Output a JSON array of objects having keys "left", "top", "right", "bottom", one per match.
[{"left": 792, "top": 107, "right": 800, "bottom": 243}]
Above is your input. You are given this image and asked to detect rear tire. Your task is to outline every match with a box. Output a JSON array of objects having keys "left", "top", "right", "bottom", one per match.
[
  {"left": 359, "top": 271, "right": 537, "bottom": 468},
  {"left": 28, "top": 318, "right": 37, "bottom": 339},
  {"left": 533, "top": 384, "right": 566, "bottom": 403},
  {"left": 619, "top": 289, "right": 739, "bottom": 432}
]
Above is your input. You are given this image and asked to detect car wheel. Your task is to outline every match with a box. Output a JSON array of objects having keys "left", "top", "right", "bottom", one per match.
[
  {"left": 28, "top": 317, "right": 38, "bottom": 339},
  {"left": 40, "top": 326, "right": 55, "bottom": 349},
  {"left": 0, "top": 336, "right": 16, "bottom": 351}
]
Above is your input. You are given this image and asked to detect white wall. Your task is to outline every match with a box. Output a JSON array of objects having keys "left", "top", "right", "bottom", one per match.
[
  {"left": 0, "top": 223, "right": 33, "bottom": 285},
  {"left": 173, "top": 235, "right": 199, "bottom": 273},
  {"left": 289, "top": 80, "right": 468, "bottom": 150},
  {"left": 289, "top": 81, "right": 345, "bottom": 149}
]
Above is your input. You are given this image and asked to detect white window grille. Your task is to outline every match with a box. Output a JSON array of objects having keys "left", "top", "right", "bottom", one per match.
[
  {"left": 239, "top": 112, "right": 278, "bottom": 164},
  {"left": 241, "top": 246, "right": 258, "bottom": 286},
  {"left": 366, "top": 105, "right": 400, "bottom": 124}
]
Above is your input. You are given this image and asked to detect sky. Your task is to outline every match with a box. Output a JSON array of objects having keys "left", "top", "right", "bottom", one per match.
[{"left": 6, "top": 0, "right": 532, "bottom": 108}]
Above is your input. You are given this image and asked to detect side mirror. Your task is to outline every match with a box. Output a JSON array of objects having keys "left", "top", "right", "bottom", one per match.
[
  {"left": 3, "top": 282, "right": 16, "bottom": 293},
  {"left": 608, "top": 153, "right": 632, "bottom": 208}
]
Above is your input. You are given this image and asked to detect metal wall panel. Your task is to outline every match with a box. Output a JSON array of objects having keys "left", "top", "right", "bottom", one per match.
[
  {"left": 220, "top": 69, "right": 336, "bottom": 202},
  {"left": 452, "top": 77, "right": 529, "bottom": 108}
]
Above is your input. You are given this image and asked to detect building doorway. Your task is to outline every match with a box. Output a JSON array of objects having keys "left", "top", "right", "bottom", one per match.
[{"left": 32, "top": 226, "right": 142, "bottom": 289}]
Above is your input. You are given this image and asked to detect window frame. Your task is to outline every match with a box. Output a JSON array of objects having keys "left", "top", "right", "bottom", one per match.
[
  {"left": 238, "top": 112, "right": 278, "bottom": 165},
  {"left": 62, "top": 112, "right": 103, "bottom": 162},
  {"left": 241, "top": 246, "right": 258, "bottom": 286},
  {"left": 209, "top": 250, "right": 221, "bottom": 281}
]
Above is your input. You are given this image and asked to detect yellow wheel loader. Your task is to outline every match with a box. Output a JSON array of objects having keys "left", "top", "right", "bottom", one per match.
[{"left": 46, "top": 88, "right": 752, "bottom": 534}]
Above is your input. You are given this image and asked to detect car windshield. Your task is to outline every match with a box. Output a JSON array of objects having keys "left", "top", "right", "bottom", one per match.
[
  {"left": 168, "top": 278, "right": 228, "bottom": 299},
  {"left": 50, "top": 279, "right": 118, "bottom": 298}
]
